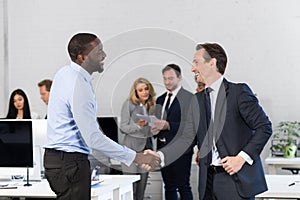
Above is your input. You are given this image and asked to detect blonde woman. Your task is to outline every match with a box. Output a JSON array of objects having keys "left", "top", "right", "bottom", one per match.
[{"left": 120, "top": 77, "right": 156, "bottom": 200}]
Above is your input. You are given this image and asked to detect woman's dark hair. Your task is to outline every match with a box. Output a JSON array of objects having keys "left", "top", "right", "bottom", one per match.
[{"left": 6, "top": 88, "right": 31, "bottom": 119}]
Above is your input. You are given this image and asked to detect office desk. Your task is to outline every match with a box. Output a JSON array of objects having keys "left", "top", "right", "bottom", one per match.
[
  {"left": 0, "top": 175, "right": 139, "bottom": 200},
  {"left": 265, "top": 157, "right": 300, "bottom": 174},
  {"left": 101, "top": 175, "right": 140, "bottom": 200},
  {"left": 255, "top": 175, "right": 300, "bottom": 199}
]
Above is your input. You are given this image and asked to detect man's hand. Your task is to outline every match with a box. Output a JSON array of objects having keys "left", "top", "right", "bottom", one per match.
[
  {"left": 219, "top": 155, "right": 246, "bottom": 175},
  {"left": 195, "top": 150, "right": 200, "bottom": 165},
  {"left": 134, "top": 149, "right": 161, "bottom": 171},
  {"left": 151, "top": 120, "right": 169, "bottom": 135},
  {"left": 151, "top": 126, "right": 160, "bottom": 135},
  {"left": 153, "top": 120, "right": 169, "bottom": 131}
]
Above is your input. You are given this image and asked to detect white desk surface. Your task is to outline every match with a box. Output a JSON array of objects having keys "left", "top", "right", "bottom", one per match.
[
  {"left": 265, "top": 157, "right": 300, "bottom": 174},
  {"left": 94, "top": 175, "right": 139, "bottom": 196},
  {"left": 0, "top": 175, "right": 140, "bottom": 199},
  {"left": 265, "top": 157, "right": 300, "bottom": 164},
  {"left": 0, "top": 180, "right": 55, "bottom": 198},
  {"left": 256, "top": 175, "right": 300, "bottom": 199}
]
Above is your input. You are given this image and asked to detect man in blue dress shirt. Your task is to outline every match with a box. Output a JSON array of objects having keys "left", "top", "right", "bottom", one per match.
[{"left": 43, "top": 33, "right": 160, "bottom": 200}]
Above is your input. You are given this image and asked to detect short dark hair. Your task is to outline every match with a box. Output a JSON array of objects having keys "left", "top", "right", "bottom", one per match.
[
  {"left": 38, "top": 79, "right": 52, "bottom": 92},
  {"left": 196, "top": 43, "right": 227, "bottom": 75},
  {"left": 67, "top": 33, "right": 98, "bottom": 62},
  {"left": 162, "top": 63, "right": 181, "bottom": 77}
]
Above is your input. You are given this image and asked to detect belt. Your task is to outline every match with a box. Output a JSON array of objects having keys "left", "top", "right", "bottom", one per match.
[
  {"left": 45, "top": 148, "right": 88, "bottom": 160},
  {"left": 208, "top": 165, "right": 226, "bottom": 174}
]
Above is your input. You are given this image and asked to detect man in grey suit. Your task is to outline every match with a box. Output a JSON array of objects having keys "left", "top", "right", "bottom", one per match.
[
  {"left": 151, "top": 64, "right": 194, "bottom": 200},
  {"left": 147, "top": 43, "right": 272, "bottom": 200}
]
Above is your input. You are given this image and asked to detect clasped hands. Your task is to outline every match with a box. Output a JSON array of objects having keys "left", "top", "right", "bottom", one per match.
[{"left": 134, "top": 149, "right": 161, "bottom": 171}]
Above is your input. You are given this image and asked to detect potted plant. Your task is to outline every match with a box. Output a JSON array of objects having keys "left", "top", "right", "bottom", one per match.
[{"left": 270, "top": 121, "right": 300, "bottom": 158}]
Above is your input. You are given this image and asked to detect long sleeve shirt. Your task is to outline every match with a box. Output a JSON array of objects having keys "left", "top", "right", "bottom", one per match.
[{"left": 44, "top": 61, "right": 135, "bottom": 166}]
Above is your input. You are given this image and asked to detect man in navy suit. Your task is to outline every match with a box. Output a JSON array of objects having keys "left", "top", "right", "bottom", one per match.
[
  {"left": 151, "top": 64, "right": 194, "bottom": 200},
  {"left": 147, "top": 44, "right": 272, "bottom": 200}
]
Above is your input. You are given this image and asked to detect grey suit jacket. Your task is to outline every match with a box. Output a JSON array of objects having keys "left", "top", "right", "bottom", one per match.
[{"left": 120, "top": 100, "right": 153, "bottom": 173}]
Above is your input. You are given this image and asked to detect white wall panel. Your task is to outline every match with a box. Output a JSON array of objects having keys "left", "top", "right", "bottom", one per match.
[
  {"left": 3, "top": 0, "right": 300, "bottom": 125},
  {"left": 1, "top": 1, "right": 300, "bottom": 166}
]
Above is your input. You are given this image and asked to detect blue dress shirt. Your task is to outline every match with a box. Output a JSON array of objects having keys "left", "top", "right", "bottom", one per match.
[{"left": 44, "top": 62, "right": 135, "bottom": 166}]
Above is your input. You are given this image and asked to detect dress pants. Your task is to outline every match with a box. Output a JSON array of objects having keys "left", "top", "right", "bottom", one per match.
[
  {"left": 123, "top": 171, "right": 149, "bottom": 200},
  {"left": 161, "top": 153, "right": 193, "bottom": 200},
  {"left": 44, "top": 149, "right": 91, "bottom": 200},
  {"left": 203, "top": 166, "right": 255, "bottom": 200}
]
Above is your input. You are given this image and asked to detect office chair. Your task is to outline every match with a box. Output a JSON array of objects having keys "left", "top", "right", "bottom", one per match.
[{"left": 282, "top": 167, "right": 300, "bottom": 174}]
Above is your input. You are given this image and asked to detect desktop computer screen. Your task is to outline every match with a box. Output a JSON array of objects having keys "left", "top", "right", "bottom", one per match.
[
  {"left": 0, "top": 120, "right": 33, "bottom": 180},
  {"left": 97, "top": 117, "right": 118, "bottom": 143},
  {"left": 0, "top": 120, "right": 33, "bottom": 168}
]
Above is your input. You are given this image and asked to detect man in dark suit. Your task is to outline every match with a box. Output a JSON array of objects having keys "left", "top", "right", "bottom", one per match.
[
  {"left": 147, "top": 44, "right": 272, "bottom": 200},
  {"left": 151, "top": 64, "right": 194, "bottom": 200}
]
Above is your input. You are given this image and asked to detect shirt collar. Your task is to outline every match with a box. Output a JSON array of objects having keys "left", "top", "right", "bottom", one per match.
[
  {"left": 70, "top": 61, "right": 93, "bottom": 83},
  {"left": 207, "top": 76, "right": 224, "bottom": 93},
  {"left": 168, "top": 85, "right": 181, "bottom": 97}
]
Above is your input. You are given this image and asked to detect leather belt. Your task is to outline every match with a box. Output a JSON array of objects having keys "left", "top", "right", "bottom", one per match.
[
  {"left": 45, "top": 148, "right": 88, "bottom": 160},
  {"left": 208, "top": 165, "right": 226, "bottom": 174}
]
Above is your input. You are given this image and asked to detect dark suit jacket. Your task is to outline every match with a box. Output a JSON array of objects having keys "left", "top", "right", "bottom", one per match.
[
  {"left": 160, "top": 79, "right": 272, "bottom": 199},
  {"left": 155, "top": 87, "right": 195, "bottom": 155}
]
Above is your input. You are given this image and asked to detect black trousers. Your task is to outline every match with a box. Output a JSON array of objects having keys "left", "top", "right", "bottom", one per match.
[
  {"left": 203, "top": 166, "right": 255, "bottom": 200},
  {"left": 161, "top": 153, "right": 193, "bottom": 200},
  {"left": 44, "top": 149, "right": 90, "bottom": 200}
]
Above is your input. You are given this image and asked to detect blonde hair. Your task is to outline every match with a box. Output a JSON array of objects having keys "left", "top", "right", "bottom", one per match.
[{"left": 128, "top": 77, "right": 156, "bottom": 113}]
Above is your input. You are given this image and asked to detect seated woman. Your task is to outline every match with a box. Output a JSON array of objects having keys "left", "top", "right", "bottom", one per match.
[
  {"left": 6, "top": 88, "right": 39, "bottom": 119},
  {"left": 120, "top": 77, "right": 156, "bottom": 200}
]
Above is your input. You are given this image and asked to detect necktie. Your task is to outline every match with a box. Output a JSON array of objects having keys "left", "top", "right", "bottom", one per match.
[
  {"left": 165, "top": 93, "right": 173, "bottom": 113},
  {"left": 205, "top": 87, "right": 213, "bottom": 164},
  {"left": 205, "top": 87, "right": 212, "bottom": 128}
]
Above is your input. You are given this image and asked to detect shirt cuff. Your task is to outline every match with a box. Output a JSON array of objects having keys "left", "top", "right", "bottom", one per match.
[
  {"left": 157, "top": 151, "right": 165, "bottom": 167},
  {"left": 122, "top": 147, "right": 137, "bottom": 167},
  {"left": 238, "top": 151, "right": 253, "bottom": 165}
]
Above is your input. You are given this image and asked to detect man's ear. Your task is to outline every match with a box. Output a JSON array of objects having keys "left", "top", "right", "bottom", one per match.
[
  {"left": 210, "top": 58, "right": 217, "bottom": 67},
  {"left": 77, "top": 54, "right": 85, "bottom": 62},
  {"left": 75, "top": 54, "right": 86, "bottom": 65}
]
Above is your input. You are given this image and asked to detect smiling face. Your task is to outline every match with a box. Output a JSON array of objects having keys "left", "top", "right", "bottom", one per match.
[
  {"left": 135, "top": 83, "right": 150, "bottom": 104},
  {"left": 192, "top": 49, "right": 211, "bottom": 84},
  {"left": 13, "top": 94, "right": 24, "bottom": 111},
  {"left": 163, "top": 69, "right": 181, "bottom": 92},
  {"left": 82, "top": 38, "right": 106, "bottom": 74}
]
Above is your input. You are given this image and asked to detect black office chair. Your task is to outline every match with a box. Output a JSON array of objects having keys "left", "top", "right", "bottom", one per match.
[{"left": 282, "top": 167, "right": 300, "bottom": 174}]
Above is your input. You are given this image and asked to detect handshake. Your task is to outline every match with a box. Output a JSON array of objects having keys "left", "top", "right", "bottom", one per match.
[{"left": 134, "top": 150, "right": 161, "bottom": 171}]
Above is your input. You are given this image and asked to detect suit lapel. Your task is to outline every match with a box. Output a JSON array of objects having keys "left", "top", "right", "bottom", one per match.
[
  {"left": 156, "top": 92, "right": 167, "bottom": 119},
  {"left": 213, "top": 80, "right": 228, "bottom": 145},
  {"left": 166, "top": 88, "right": 183, "bottom": 117},
  {"left": 198, "top": 91, "right": 212, "bottom": 159}
]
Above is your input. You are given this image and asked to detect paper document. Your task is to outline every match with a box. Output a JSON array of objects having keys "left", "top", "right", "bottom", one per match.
[{"left": 136, "top": 114, "right": 158, "bottom": 126}]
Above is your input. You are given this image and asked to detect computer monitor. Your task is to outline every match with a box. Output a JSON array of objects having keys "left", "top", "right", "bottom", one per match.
[
  {"left": 97, "top": 117, "right": 118, "bottom": 143},
  {"left": 89, "top": 117, "right": 119, "bottom": 173},
  {"left": 29, "top": 119, "right": 48, "bottom": 181},
  {"left": 0, "top": 120, "right": 33, "bottom": 180}
]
